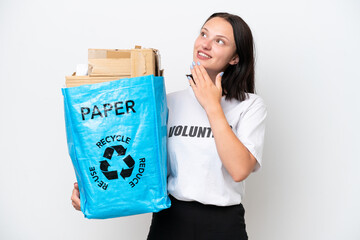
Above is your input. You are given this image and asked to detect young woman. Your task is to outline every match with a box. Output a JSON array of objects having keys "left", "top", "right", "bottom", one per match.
[{"left": 72, "top": 12, "right": 266, "bottom": 240}]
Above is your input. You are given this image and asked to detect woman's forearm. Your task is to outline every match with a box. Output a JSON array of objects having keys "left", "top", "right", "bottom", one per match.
[{"left": 205, "top": 103, "right": 257, "bottom": 182}]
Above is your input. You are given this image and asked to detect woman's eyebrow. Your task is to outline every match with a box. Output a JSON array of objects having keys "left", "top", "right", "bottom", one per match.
[
  {"left": 201, "top": 27, "right": 209, "bottom": 33},
  {"left": 201, "top": 27, "right": 230, "bottom": 41}
]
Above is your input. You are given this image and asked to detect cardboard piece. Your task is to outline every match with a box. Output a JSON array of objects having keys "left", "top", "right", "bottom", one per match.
[
  {"left": 66, "top": 46, "right": 162, "bottom": 87},
  {"left": 65, "top": 73, "right": 121, "bottom": 88}
]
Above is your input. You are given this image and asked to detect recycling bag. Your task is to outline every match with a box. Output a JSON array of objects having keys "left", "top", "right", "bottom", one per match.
[{"left": 62, "top": 75, "right": 170, "bottom": 219}]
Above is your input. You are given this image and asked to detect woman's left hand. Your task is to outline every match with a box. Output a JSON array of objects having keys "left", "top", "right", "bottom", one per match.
[{"left": 189, "top": 62, "right": 223, "bottom": 113}]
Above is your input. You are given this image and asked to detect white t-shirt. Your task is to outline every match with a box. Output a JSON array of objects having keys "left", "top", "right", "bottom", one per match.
[{"left": 166, "top": 86, "right": 267, "bottom": 206}]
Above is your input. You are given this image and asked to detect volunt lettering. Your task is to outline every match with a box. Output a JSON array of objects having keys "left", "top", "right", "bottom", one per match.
[{"left": 168, "top": 125, "right": 214, "bottom": 138}]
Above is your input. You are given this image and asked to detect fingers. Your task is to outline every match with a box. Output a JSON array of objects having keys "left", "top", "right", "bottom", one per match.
[
  {"left": 74, "top": 182, "right": 80, "bottom": 198},
  {"left": 190, "top": 61, "right": 207, "bottom": 86},
  {"left": 71, "top": 192, "right": 81, "bottom": 211},
  {"left": 188, "top": 75, "right": 196, "bottom": 88},
  {"left": 71, "top": 182, "right": 81, "bottom": 211},
  {"left": 190, "top": 61, "right": 221, "bottom": 87},
  {"left": 197, "top": 64, "right": 210, "bottom": 83},
  {"left": 215, "top": 72, "right": 224, "bottom": 90},
  {"left": 72, "top": 200, "right": 81, "bottom": 211},
  {"left": 190, "top": 62, "right": 199, "bottom": 86}
]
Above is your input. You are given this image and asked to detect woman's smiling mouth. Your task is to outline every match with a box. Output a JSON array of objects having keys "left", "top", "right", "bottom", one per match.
[{"left": 197, "top": 51, "right": 212, "bottom": 59}]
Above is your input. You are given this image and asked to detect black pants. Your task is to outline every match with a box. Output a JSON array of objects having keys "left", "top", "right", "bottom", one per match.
[{"left": 147, "top": 195, "right": 248, "bottom": 240}]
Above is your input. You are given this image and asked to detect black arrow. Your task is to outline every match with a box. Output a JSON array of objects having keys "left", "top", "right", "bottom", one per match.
[
  {"left": 100, "top": 160, "right": 110, "bottom": 171},
  {"left": 100, "top": 160, "right": 118, "bottom": 180},
  {"left": 120, "top": 155, "right": 135, "bottom": 179},
  {"left": 103, "top": 147, "right": 114, "bottom": 160},
  {"left": 113, "top": 145, "right": 126, "bottom": 156},
  {"left": 123, "top": 155, "right": 135, "bottom": 167},
  {"left": 103, "top": 145, "right": 127, "bottom": 160}
]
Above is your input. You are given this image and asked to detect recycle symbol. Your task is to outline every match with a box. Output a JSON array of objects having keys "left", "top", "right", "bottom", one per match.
[{"left": 100, "top": 145, "right": 135, "bottom": 180}]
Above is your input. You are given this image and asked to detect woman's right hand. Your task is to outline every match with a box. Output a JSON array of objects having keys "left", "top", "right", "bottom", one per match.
[{"left": 71, "top": 182, "right": 81, "bottom": 211}]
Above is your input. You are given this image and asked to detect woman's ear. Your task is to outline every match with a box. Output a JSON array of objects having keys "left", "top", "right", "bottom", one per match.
[{"left": 229, "top": 54, "right": 239, "bottom": 65}]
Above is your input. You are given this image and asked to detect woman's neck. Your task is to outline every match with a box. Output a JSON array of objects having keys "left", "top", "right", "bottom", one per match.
[{"left": 206, "top": 70, "right": 218, "bottom": 84}]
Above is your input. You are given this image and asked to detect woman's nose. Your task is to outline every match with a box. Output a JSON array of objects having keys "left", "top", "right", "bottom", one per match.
[{"left": 201, "top": 39, "right": 212, "bottom": 50}]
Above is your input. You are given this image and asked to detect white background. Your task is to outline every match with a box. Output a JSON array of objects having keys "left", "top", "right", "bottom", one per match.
[{"left": 1, "top": 0, "right": 359, "bottom": 239}]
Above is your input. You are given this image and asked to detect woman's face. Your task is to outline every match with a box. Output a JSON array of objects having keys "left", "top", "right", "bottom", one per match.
[{"left": 193, "top": 17, "right": 239, "bottom": 76}]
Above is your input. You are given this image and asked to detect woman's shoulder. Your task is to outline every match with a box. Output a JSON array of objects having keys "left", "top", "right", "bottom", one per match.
[
  {"left": 222, "top": 93, "right": 267, "bottom": 119},
  {"left": 226, "top": 93, "right": 266, "bottom": 109},
  {"left": 244, "top": 93, "right": 266, "bottom": 106},
  {"left": 240, "top": 93, "right": 267, "bottom": 116}
]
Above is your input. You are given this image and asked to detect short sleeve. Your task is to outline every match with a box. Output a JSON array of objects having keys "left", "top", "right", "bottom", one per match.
[{"left": 236, "top": 96, "right": 267, "bottom": 172}]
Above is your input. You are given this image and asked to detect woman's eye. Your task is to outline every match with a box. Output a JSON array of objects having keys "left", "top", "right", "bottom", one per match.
[
  {"left": 216, "top": 39, "right": 225, "bottom": 45},
  {"left": 201, "top": 32, "right": 207, "bottom": 38}
]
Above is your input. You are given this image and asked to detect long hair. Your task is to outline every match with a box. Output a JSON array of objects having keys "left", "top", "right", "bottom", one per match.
[{"left": 204, "top": 13, "right": 255, "bottom": 101}]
